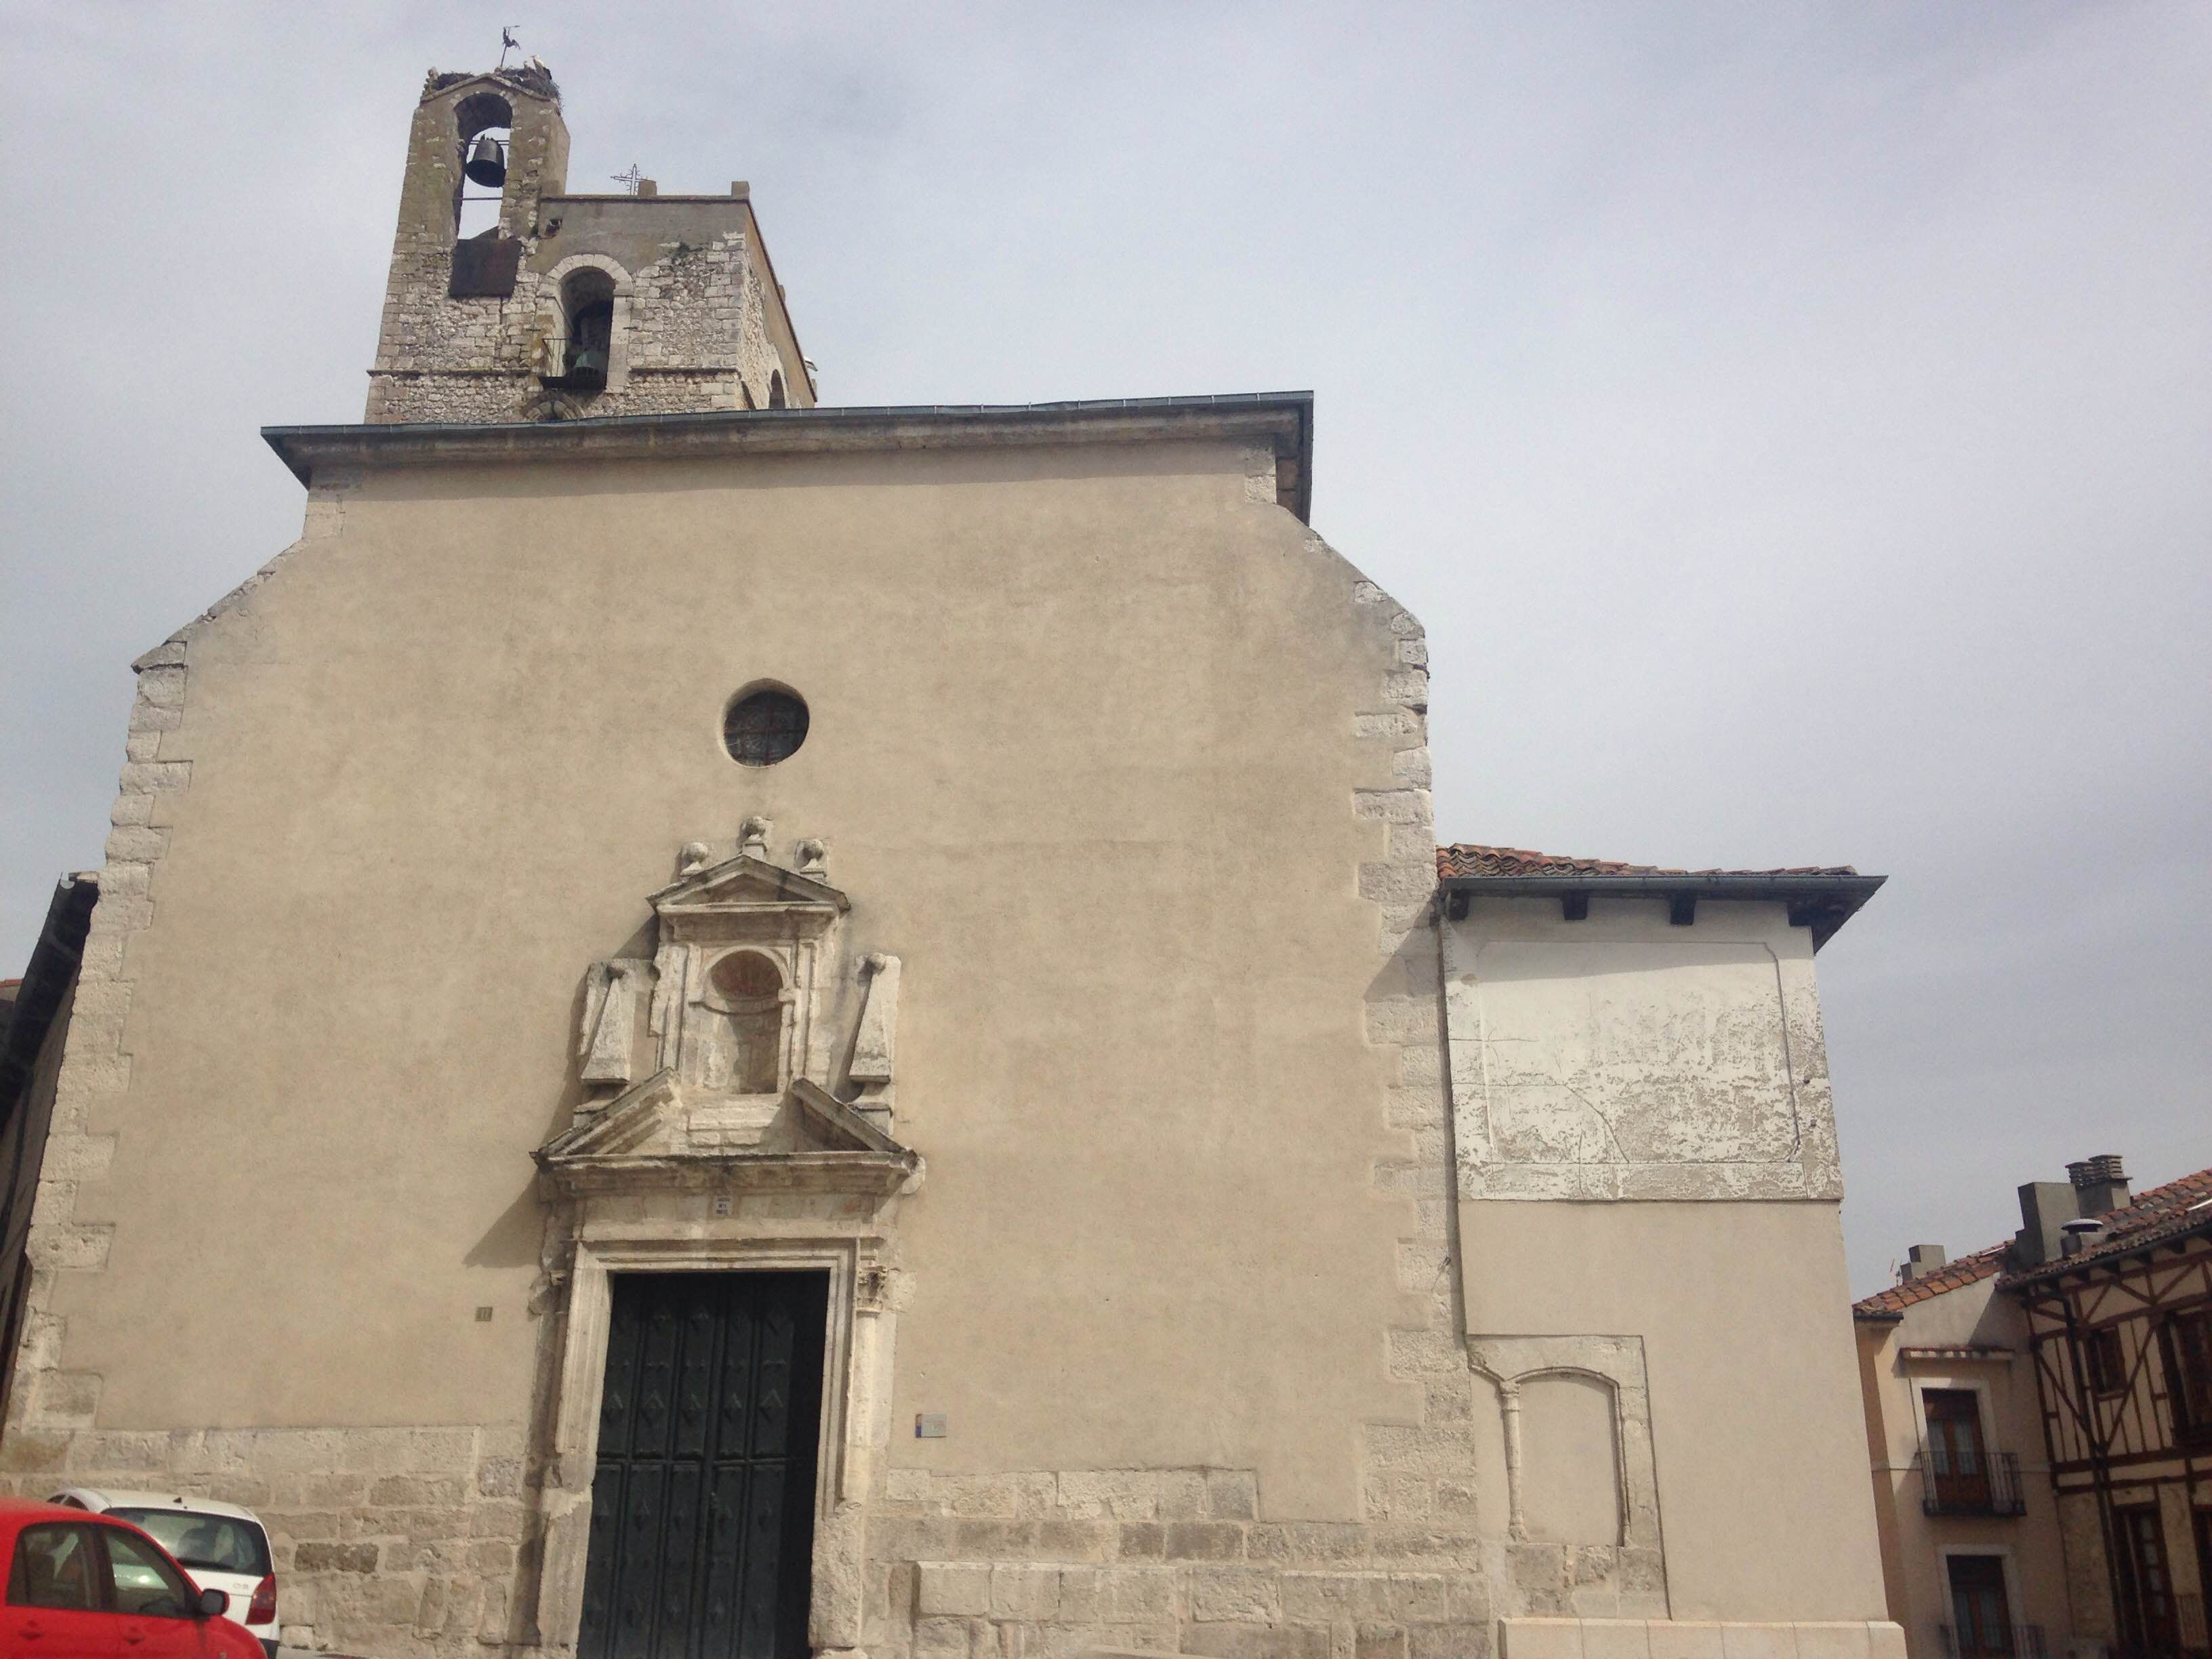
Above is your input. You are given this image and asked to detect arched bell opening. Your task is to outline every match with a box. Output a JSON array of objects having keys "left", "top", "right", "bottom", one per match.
[
  {"left": 453, "top": 92, "right": 514, "bottom": 240},
  {"left": 558, "top": 268, "right": 617, "bottom": 395}
]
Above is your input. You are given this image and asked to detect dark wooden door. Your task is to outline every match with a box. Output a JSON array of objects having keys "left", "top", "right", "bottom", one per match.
[
  {"left": 578, "top": 1272, "right": 827, "bottom": 1659},
  {"left": 2117, "top": 1504, "right": 2178, "bottom": 1658},
  {"left": 1945, "top": 1553, "right": 2013, "bottom": 1657},
  {"left": 1924, "top": 1389, "right": 1991, "bottom": 1511}
]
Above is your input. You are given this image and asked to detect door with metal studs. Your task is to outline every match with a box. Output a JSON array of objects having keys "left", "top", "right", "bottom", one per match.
[{"left": 578, "top": 1272, "right": 828, "bottom": 1659}]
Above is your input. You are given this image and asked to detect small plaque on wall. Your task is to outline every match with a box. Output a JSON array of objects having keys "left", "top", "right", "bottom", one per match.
[{"left": 914, "top": 1413, "right": 947, "bottom": 1439}]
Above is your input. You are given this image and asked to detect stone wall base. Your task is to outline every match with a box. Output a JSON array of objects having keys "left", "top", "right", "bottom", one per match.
[
  {"left": 907, "top": 1559, "right": 1489, "bottom": 1659},
  {"left": 1501, "top": 1618, "right": 1908, "bottom": 1659},
  {"left": 0, "top": 1422, "right": 535, "bottom": 1659}
]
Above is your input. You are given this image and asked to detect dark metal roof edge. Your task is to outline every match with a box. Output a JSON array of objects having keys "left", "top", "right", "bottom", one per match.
[
  {"left": 260, "top": 393, "right": 1317, "bottom": 520},
  {"left": 540, "top": 194, "right": 753, "bottom": 203}
]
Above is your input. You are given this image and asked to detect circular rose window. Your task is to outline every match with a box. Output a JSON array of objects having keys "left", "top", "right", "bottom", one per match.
[{"left": 722, "top": 687, "right": 808, "bottom": 766}]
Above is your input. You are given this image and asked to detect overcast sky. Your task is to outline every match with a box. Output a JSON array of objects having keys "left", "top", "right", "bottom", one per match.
[{"left": 2, "top": 2, "right": 2205, "bottom": 1294}]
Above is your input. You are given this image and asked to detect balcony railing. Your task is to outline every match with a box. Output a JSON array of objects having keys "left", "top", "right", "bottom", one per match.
[
  {"left": 1935, "top": 1623, "right": 2046, "bottom": 1659},
  {"left": 1918, "top": 1448, "right": 2028, "bottom": 1517}
]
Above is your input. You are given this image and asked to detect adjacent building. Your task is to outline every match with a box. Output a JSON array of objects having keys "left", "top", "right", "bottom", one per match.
[
  {"left": 0, "top": 875, "right": 98, "bottom": 1431},
  {"left": 4, "top": 62, "right": 1908, "bottom": 1659},
  {"left": 1856, "top": 1160, "right": 2212, "bottom": 1659}
]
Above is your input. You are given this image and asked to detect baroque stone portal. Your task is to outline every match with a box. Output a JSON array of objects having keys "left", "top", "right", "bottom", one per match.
[{"left": 531, "top": 835, "right": 919, "bottom": 1656}]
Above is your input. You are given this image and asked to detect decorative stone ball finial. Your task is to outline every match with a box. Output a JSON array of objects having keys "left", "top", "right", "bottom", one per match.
[
  {"left": 678, "top": 842, "right": 711, "bottom": 877},
  {"left": 796, "top": 838, "right": 827, "bottom": 878},
  {"left": 739, "top": 817, "right": 771, "bottom": 860}
]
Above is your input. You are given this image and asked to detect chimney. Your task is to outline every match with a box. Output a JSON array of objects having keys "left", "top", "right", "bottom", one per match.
[
  {"left": 2069, "top": 1154, "right": 2130, "bottom": 1217},
  {"left": 2015, "top": 1181, "right": 2080, "bottom": 1267},
  {"left": 2015, "top": 1155, "right": 2133, "bottom": 1266},
  {"left": 1900, "top": 1244, "right": 1948, "bottom": 1283}
]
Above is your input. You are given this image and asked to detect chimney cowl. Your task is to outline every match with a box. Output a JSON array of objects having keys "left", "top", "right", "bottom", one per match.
[
  {"left": 2060, "top": 1216, "right": 2108, "bottom": 1257},
  {"left": 2068, "top": 1154, "right": 2131, "bottom": 1217},
  {"left": 2069, "top": 1154, "right": 2127, "bottom": 1187}
]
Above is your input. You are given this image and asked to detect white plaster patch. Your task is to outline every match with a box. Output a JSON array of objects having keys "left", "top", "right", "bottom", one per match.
[{"left": 1443, "top": 905, "right": 1842, "bottom": 1202}]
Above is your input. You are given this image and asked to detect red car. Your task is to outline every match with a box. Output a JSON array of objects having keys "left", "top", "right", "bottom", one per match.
[{"left": 1, "top": 1496, "right": 262, "bottom": 1658}]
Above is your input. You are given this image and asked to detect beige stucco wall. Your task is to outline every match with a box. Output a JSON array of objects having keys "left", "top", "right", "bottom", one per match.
[
  {"left": 1443, "top": 896, "right": 1884, "bottom": 1619},
  {"left": 1856, "top": 1284, "right": 2076, "bottom": 1657},
  {"left": 1460, "top": 1198, "right": 1885, "bottom": 1620},
  {"left": 9, "top": 413, "right": 1908, "bottom": 1654},
  {"left": 44, "top": 436, "right": 1420, "bottom": 1519}
]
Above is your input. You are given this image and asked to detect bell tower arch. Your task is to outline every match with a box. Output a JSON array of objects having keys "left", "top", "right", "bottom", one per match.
[{"left": 366, "top": 67, "right": 570, "bottom": 422}]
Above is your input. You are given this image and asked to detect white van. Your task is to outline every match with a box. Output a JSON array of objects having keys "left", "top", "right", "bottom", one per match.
[{"left": 48, "top": 1487, "right": 279, "bottom": 1658}]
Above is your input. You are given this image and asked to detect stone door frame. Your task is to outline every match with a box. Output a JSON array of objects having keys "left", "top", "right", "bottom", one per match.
[{"left": 536, "top": 1229, "right": 891, "bottom": 1657}]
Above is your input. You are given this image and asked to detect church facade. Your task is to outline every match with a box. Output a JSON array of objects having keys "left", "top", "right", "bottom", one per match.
[{"left": 1, "top": 65, "right": 1902, "bottom": 1659}]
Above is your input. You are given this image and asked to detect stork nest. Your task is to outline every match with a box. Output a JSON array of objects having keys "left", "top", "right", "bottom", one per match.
[{"left": 424, "top": 63, "right": 560, "bottom": 103}]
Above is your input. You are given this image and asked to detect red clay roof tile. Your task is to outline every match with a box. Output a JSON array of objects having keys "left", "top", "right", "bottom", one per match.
[
  {"left": 1435, "top": 844, "right": 1860, "bottom": 881},
  {"left": 2000, "top": 1164, "right": 2212, "bottom": 1285},
  {"left": 1853, "top": 1242, "right": 2012, "bottom": 1317},
  {"left": 1853, "top": 1164, "right": 2212, "bottom": 1313}
]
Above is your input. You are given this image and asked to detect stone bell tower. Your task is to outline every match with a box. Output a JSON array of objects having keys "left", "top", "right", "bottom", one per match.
[{"left": 365, "top": 63, "right": 815, "bottom": 424}]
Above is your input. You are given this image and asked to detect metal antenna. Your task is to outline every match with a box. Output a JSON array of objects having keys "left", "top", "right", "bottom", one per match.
[{"left": 499, "top": 26, "right": 520, "bottom": 68}]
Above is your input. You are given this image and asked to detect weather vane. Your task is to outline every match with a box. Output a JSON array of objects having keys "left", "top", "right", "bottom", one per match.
[
  {"left": 498, "top": 26, "right": 520, "bottom": 69},
  {"left": 613, "top": 163, "right": 646, "bottom": 194}
]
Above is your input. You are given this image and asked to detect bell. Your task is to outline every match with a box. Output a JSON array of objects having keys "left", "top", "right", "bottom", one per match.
[
  {"left": 464, "top": 134, "right": 508, "bottom": 188},
  {"left": 569, "top": 348, "right": 607, "bottom": 390}
]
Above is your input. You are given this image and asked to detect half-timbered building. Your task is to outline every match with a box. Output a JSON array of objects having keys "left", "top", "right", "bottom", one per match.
[
  {"left": 2013, "top": 1166, "right": 2212, "bottom": 1658},
  {"left": 1856, "top": 1160, "right": 2212, "bottom": 1659}
]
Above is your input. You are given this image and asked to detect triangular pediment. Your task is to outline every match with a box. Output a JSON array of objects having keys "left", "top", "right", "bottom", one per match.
[
  {"left": 539, "top": 1069, "right": 685, "bottom": 1160},
  {"left": 535, "top": 1069, "right": 919, "bottom": 1200},
  {"left": 789, "top": 1078, "right": 906, "bottom": 1157},
  {"left": 649, "top": 853, "right": 848, "bottom": 916}
]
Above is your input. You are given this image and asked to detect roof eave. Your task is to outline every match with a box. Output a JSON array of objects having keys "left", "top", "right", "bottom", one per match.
[{"left": 1439, "top": 871, "right": 1886, "bottom": 949}]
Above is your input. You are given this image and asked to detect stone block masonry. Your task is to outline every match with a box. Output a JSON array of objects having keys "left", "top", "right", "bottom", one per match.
[
  {"left": 1, "top": 1425, "right": 535, "bottom": 1654},
  {"left": 867, "top": 1468, "right": 1495, "bottom": 1659},
  {"left": 361, "top": 68, "right": 804, "bottom": 426},
  {"left": 369, "top": 227, "right": 792, "bottom": 424},
  {"left": 0, "top": 1420, "right": 535, "bottom": 1658}
]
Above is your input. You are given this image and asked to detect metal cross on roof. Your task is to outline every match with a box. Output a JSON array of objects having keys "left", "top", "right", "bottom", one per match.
[{"left": 612, "top": 163, "right": 646, "bottom": 195}]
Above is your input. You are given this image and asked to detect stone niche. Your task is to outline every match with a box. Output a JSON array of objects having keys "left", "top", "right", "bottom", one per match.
[{"left": 1465, "top": 1334, "right": 1663, "bottom": 1611}]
